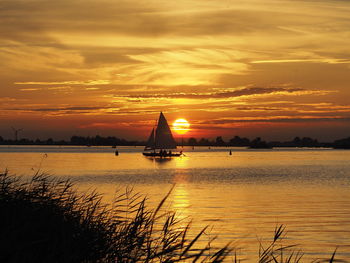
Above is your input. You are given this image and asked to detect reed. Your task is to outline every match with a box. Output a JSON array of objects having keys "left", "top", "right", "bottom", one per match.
[
  {"left": 0, "top": 171, "right": 230, "bottom": 262},
  {"left": 255, "top": 225, "right": 343, "bottom": 263},
  {"left": 0, "top": 171, "right": 344, "bottom": 263}
]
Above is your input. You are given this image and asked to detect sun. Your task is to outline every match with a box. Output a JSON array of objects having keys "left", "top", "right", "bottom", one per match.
[{"left": 172, "top": 118, "right": 190, "bottom": 135}]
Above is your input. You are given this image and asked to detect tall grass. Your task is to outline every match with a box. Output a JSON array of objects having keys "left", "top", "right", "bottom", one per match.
[
  {"left": 256, "top": 225, "right": 344, "bottom": 263},
  {"left": 0, "top": 171, "right": 345, "bottom": 263},
  {"left": 0, "top": 171, "right": 230, "bottom": 262}
]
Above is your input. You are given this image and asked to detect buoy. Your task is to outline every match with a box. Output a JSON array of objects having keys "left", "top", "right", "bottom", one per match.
[
  {"left": 115, "top": 150, "right": 119, "bottom": 156},
  {"left": 229, "top": 150, "right": 232, "bottom": 155}
]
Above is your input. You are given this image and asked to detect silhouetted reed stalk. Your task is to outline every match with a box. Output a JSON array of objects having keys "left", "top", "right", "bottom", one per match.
[
  {"left": 256, "top": 225, "right": 344, "bottom": 263},
  {"left": 0, "top": 171, "right": 231, "bottom": 262}
]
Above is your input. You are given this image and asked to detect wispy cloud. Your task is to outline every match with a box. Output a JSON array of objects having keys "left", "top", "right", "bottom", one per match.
[
  {"left": 4, "top": 106, "right": 112, "bottom": 115},
  {"left": 202, "top": 116, "right": 350, "bottom": 125},
  {"left": 0, "top": 97, "right": 20, "bottom": 102},
  {"left": 109, "top": 86, "right": 333, "bottom": 100},
  {"left": 251, "top": 59, "right": 350, "bottom": 64},
  {"left": 19, "top": 88, "right": 42, "bottom": 91},
  {"left": 15, "top": 80, "right": 110, "bottom": 85}
]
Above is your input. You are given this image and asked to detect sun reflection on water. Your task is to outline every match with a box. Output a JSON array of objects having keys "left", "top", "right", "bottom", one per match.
[
  {"left": 174, "top": 156, "right": 189, "bottom": 168},
  {"left": 172, "top": 184, "right": 190, "bottom": 210},
  {"left": 172, "top": 161, "right": 191, "bottom": 224}
]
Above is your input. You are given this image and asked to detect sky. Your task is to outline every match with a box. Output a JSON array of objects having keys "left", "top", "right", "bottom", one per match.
[{"left": 1, "top": 0, "right": 350, "bottom": 141}]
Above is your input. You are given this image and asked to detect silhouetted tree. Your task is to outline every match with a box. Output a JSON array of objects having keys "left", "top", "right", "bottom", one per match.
[
  {"left": 334, "top": 137, "right": 350, "bottom": 149},
  {"left": 198, "top": 138, "right": 210, "bottom": 146},
  {"left": 229, "top": 136, "right": 250, "bottom": 146},
  {"left": 215, "top": 136, "right": 226, "bottom": 146},
  {"left": 301, "top": 137, "right": 318, "bottom": 147},
  {"left": 290, "top": 136, "right": 319, "bottom": 147},
  {"left": 293, "top": 137, "right": 301, "bottom": 146},
  {"left": 71, "top": 135, "right": 92, "bottom": 145},
  {"left": 70, "top": 135, "right": 130, "bottom": 146},
  {"left": 250, "top": 137, "right": 271, "bottom": 149},
  {"left": 187, "top": 137, "right": 197, "bottom": 146},
  {"left": 17, "top": 138, "right": 32, "bottom": 145}
]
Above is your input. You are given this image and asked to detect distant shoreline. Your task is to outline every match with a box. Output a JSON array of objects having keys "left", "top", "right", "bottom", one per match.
[{"left": 1, "top": 135, "right": 349, "bottom": 149}]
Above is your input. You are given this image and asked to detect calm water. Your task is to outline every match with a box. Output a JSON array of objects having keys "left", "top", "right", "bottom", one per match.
[{"left": 1, "top": 146, "right": 350, "bottom": 261}]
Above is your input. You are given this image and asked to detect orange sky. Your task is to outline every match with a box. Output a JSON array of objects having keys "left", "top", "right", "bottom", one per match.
[{"left": 1, "top": 0, "right": 350, "bottom": 141}]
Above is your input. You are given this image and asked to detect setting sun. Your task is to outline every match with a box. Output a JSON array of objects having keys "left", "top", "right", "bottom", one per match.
[{"left": 172, "top": 118, "right": 190, "bottom": 135}]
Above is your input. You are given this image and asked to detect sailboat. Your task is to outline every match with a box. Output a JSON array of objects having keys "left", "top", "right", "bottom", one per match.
[{"left": 143, "top": 112, "right": 182, "bottom": 157}]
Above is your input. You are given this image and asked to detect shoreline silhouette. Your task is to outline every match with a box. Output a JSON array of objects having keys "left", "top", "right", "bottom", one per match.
[{"left": 1, "top": 135, "right": 349, "bottom": 149}]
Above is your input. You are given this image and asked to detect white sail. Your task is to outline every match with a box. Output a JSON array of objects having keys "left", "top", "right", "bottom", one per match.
[
  {"left": 144, "top": 128, "right": 155, "bottom": 151},
  {"left": 155, "top": 112, "right": 177, "bottom": 149}
]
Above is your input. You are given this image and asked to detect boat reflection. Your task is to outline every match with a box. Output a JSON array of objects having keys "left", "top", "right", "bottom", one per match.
[
  {"left": 144, "top": 156, "right": 174, "bottom": 166},
  {"left": 143, "top": 155, "right": 190, "bottom": 168}
]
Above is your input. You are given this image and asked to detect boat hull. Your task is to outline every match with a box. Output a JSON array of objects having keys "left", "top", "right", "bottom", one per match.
[{"left": 143, "top": 152, "right": 182, "bottom": 157}]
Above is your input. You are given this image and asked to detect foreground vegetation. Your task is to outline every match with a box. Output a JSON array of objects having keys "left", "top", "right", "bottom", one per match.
[
  {"left": 0, "top": 172, "right": 231, "bottom": 262},
  {"left": 0, "top": 172, "right": 344, "bottom": 262}
]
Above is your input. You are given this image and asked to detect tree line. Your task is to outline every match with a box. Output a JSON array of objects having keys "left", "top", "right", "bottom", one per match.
[
  {"left": 0, "top": 135, "right": 138, "bottom": 146},
  {"left": 0, "top": 134, "right": 349, "bottom": 148},
  {"left": 187, "top": 136, "right": 350, "bottom": 148}
]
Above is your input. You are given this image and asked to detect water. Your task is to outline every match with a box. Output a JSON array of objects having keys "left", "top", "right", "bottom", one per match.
[{"left": 1, "top": 145, "right": 349, "bottom": 261}]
